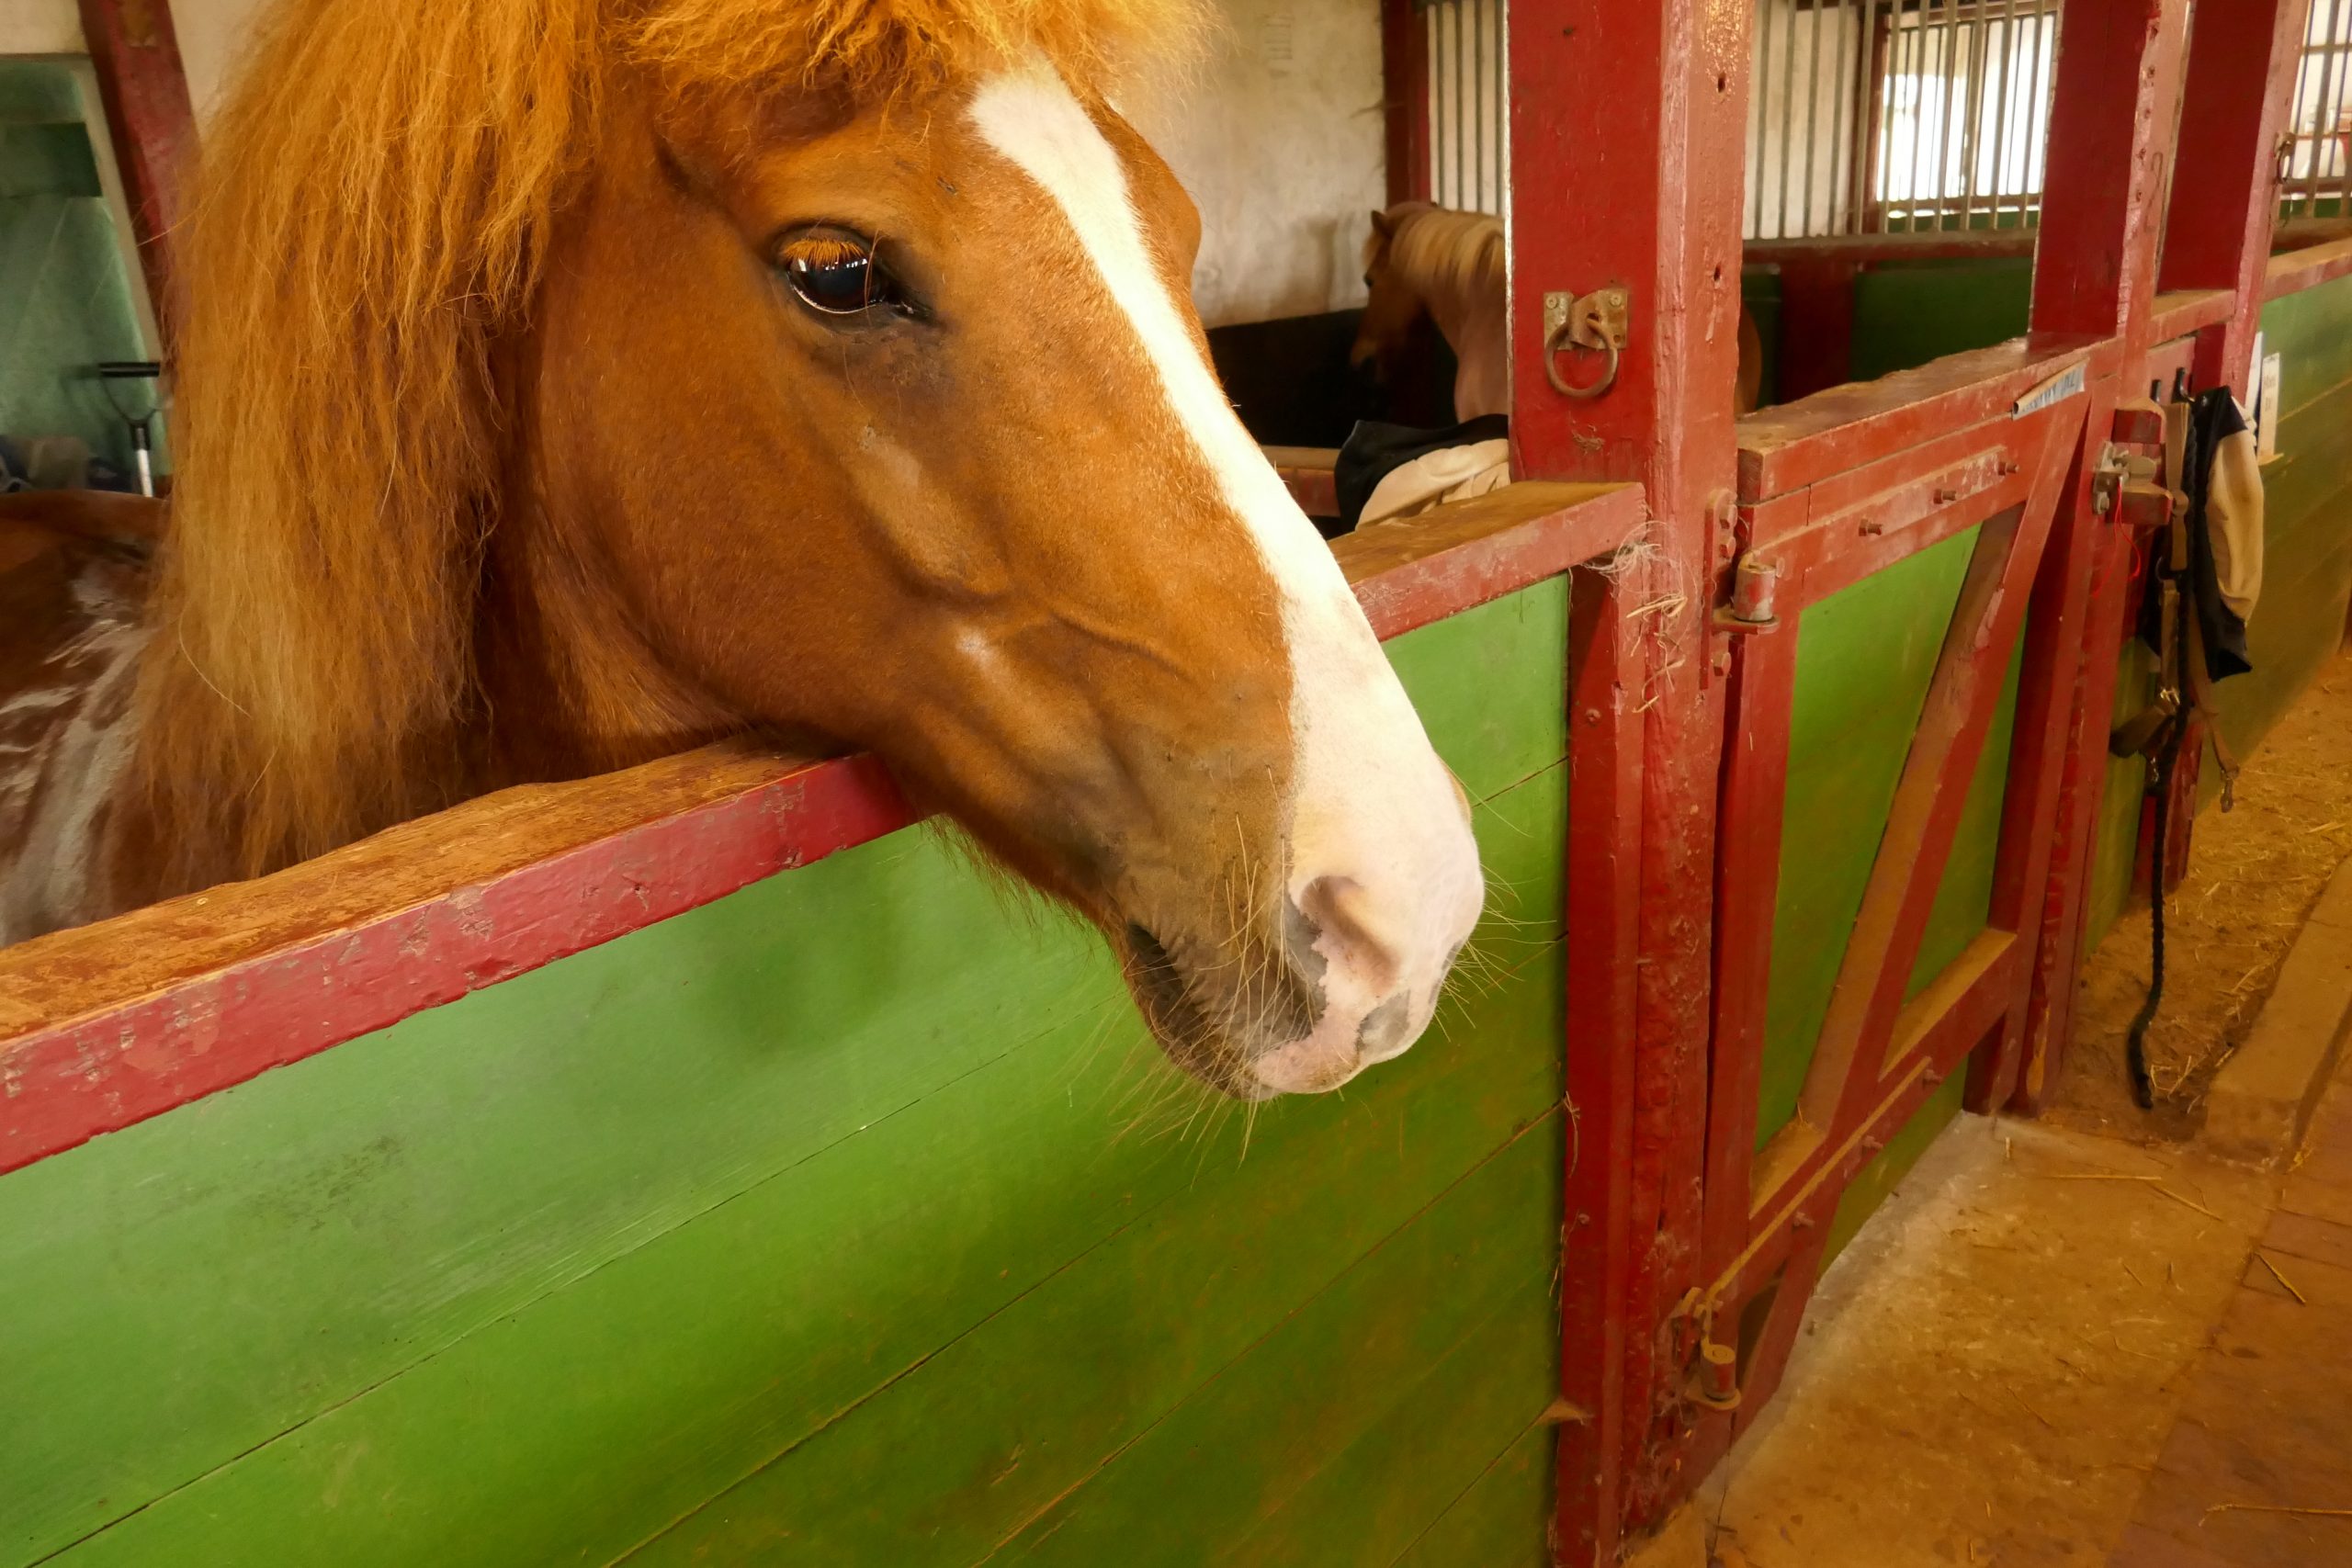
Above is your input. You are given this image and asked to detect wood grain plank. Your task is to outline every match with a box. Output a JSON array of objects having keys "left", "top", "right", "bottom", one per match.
[
  {"left": 2266, "top": 235, "right": 2352, "bottom": 302},
  {"left": 1338, "top": 482, "right": 1645, "bottom": 639},
  {"left": 1736, "top": 337, "right": 2103, "bottom": 504},
  {"left": 610, "top": 966, "right": 1565, "bottom": 1568}
]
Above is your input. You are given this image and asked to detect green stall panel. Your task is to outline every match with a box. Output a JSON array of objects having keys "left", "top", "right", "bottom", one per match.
[
  {"left": 1755, "top": 525, "right": 2026, "bottom": 1155},
  {"left": 1849, "top": 258, "right": 2034, "bottom": 385},
  {"left": 1, "top": 581, "right": 1573, "bottom": 1568}
]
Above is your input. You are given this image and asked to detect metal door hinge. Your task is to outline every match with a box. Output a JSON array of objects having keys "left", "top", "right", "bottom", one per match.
[{"left": 1714, "top": 552, "right": 1782, "bottom": 633}]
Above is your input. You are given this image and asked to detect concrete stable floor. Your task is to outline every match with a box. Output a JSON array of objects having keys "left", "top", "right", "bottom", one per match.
[{"left": 1628, "top": 1055, "right": 2352, "bottom": 1568}]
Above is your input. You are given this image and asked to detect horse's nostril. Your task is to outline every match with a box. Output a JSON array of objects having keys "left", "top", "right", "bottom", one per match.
[
  {"left": 1357, "top": 993, "right": 1412, "bottom": 1061},
  {"left": 1290, "top": 874, "right": 1403, "bottom": 997}
]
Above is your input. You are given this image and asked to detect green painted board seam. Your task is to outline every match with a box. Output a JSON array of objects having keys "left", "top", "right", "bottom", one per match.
[
  {"left": 957, "top": 1109, "right": 1562, "bottom": 1567},
  {"left": 1377, "top": 1410, "right": 1551, "bottom": 1567}
]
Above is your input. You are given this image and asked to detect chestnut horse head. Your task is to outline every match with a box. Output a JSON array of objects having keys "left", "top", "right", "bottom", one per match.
[{"left": 107, "top": 0, "right": 1483, "bottom": 1097}]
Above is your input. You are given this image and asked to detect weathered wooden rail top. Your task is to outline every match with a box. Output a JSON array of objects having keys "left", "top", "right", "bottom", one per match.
[{"left": 0, "top": 479, "right": 1643, "bottom": 1175}]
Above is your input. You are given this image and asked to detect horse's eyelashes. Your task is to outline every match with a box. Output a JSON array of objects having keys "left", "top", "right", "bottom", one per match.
[
  {"left": 786, "top": 250, "right": 875, "bottom": 313},
  {"left": 776, "top": 231, "right": 922, "bottom": 322}
]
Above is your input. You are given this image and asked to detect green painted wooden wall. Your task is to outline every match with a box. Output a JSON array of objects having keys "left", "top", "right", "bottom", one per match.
[
  {"left": 1740, "top": 257, "right": 2034, "bottom": 406},
  {"left": 1754, "top": 525, "right": 2023, "bottom": 1166},
  {"left": 1849, "top": 259, "right": 2035, "bottom": 385},
  {"left": 1, "top": 582, "right": 1572, "bottom": 1568},
  {"left": 0, "top": 60, "right": 156, "bottom": 477}
]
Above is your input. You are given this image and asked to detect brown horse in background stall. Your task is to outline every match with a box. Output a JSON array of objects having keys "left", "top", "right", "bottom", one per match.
[
  {"left": 1351, "top": 200, "right": 1767, "bottom": 420},
  {"left": 0, "top": 0, "right": 1484, "bottom": 1101}
]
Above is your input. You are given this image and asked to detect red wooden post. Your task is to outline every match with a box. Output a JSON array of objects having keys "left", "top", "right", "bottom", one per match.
[
  {"left": 2017, "top": 0, "right": 2192, "bottom": 1111},
  {"left": 1772, "top": 256, "right": 1860, "bottom": 401},
  {"left": 1380, "top": 0, "right": 1431, "bottom": 207},
  {"left": 2133, "top": 2, "right": 2307, "bottom": 890},
  {"left": 1509, "top": 0, "right": 1747, "bottom": 1553},
  {"left": 2160, "top": 0, "right": 2307, "bottom": 397},
  {"left": 1556, "top": 566, "right": 1647, "bottom": 1567},
  {"left": 76, "top": 0, "right": 197, "bottom": 336}
]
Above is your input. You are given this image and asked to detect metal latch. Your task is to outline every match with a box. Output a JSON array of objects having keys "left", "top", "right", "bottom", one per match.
[
  {"left": 2091, "top": 444, "right": 2175, "bottom": 529},
  {"left": 1668, "top": 1288, "right": 1744, "bottom": 1412},
  {"left": 1543, "top": 287, "right": 1630, "bottom": 400},
  {"left": 1713, "top": 552, "right": 1782, "bottom": 633}
]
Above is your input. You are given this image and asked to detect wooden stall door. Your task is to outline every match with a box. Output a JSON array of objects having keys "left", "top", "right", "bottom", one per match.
[{"left": 1682, "top": 340, "right": 2108, "bottom": 1447}]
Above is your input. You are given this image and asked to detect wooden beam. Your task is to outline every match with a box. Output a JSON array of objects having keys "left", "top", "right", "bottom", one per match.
[
  {"left": 1556, "top": 565, "right": 1648, "bottom": 1568},
  {"left": 2148, "top": 288, "right": 2237, "bottom": 343},
  {"left": 1509, "top": 0, "right": 1747, "bottom": 1550},
  {"left": 1698, "top": 626, "right": 1798, "bottom": 1290},
  {"left": 2159, "top": 0, "right": 2306, "bottom": 395},
  {"left": 1337, "top": 480, "right": 1648, "bottom": 637},
  {"left": 75, "top": 0, "right": 196, "bottom": 337},
  {"left": 1970, "top": 375, "right": 2120, "bottom": 1112},
  {"left": 2018, "top": 0, "right": 2191, "bottom": 1112},
  {"left": 1770, "top": 256, "right": 1860, "bottom": 403},
  {"left": 1262, "top": 446, "right": 1340, "bottom": 518},
  {"left": 1379, "top": 0, "right": 1431, "bottom": 207},
  {"left": 2029, "top": 0, "right": 2190, "bottom": 360},
  {"left": 0, "top": 488, "right": 1639, "bottom": 1178},
  {"left": 1736, "top": 337, "right": 2102, "bottom": 504},
  {"left": 1745, "top": 230, "right": 2038, "bottom": 267},
  {"left": 2265, "top": 234, "right": 2352, "bottom": 300}
]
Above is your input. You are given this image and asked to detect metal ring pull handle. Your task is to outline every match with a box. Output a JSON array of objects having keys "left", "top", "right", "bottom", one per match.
[
  {"left": 1544, "top": 318, "right": 1620, "bottom": 400},
  {"left": 1541, "top": 287, "right": 1630, "bottom": 401}
]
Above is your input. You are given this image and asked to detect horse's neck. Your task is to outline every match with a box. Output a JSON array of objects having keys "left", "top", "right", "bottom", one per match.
[
  {"left": 1420, "top": 263, "right": 1510, "bottom": 422},
  {"left": 475, "top": 489, "right": 743, "bottom": 786}
]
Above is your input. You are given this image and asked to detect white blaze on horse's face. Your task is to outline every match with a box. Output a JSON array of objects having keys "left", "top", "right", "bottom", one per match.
[{"left": 970, "top": 67, "right": 1485, "bottom": 1095}]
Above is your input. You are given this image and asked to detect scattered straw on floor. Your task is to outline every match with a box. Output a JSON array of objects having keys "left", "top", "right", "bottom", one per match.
[{"left": 2052, "top": 656, "right": 2352, "bottom": 1141}]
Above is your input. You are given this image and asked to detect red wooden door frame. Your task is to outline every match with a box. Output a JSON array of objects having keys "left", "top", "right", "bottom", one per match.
[
  {"left": 2160, "top": 0, "right": 2307, "bottom": 400},
  {"left": 2011, "top": 0, "right": 2194, "bottom": 1113},
  {"left": 75, "top": 0, "right": 197, "bottom": 337},
  {"left": 1507, "top": 1, "right": 1748, "bottom": 1559},
  {"left": 1380, "top": 0, "right": 1432, "bottom": 206},
  {"left": 2126, "top": 0, "right": 2311, "bottom": 915},
  {"left": 1690, "top": 346, "right": 2100, "bottom": 1455}
]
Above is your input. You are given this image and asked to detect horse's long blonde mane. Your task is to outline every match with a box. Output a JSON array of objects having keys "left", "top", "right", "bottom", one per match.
[
  {"left": 141, "top": 0, "right": 1201, "bottom": 883},
  {"left": 1369, "top": 202, "right": 1506, "bottom": 310}
]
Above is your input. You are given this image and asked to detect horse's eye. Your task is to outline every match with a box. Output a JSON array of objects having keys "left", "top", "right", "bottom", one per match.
[{"left": 777, "top": 233, "right": 906, "bottom": 318}]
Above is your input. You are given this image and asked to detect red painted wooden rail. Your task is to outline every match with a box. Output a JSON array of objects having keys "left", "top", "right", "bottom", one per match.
[
  {"left": 2267, "top": 234, "right": 2352, "bottom": 302},
  {"left": 0, "top": 480, "right": 1644, "bottom": 1178},
  {"left": 74, "top": 0, "right": 196, "bottom": 337}
]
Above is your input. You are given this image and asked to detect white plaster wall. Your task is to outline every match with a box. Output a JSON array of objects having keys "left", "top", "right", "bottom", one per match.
[
  {"left": 130, "top": 0, "right": 1376, "bottom": 325},
  {"left": 169, "top": 0, "right": 270, "bottom": 125},
  {"left": 1, "top": 0, "right": 84, "bottom": 55},
  {"left": 1127, "top": 0, "right": 1386, "bottom": 327}
]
